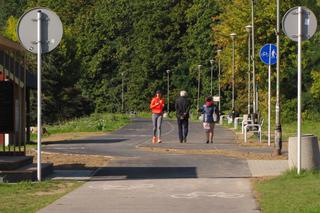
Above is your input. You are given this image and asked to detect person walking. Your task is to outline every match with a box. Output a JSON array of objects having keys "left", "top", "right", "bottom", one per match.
[
  {"left": 175, "top": 90, "right": 190, "bottom": 143},
  {"left": 150, "top": 90, "right": 165, "bottom": 144},
  {"left": 199, "top": 96, "right": 217, "bottom": 144}
]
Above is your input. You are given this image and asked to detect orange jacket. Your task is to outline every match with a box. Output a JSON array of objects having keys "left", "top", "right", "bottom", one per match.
[{"left": 150, "top": 97, "right": 165, "bottom": 114}]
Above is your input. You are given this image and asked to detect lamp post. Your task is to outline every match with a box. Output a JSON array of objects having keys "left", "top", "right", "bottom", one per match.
[
  {"left": 197, "top": 65, "right": 202, "bottom": 109},
  {"left": 275, "top": 0, "right": 282, "bottom": 155},
  {"left": 217, "top": 50, "right": 222, "bottom": 112},
  {"left": 251, "top": 0, "right": 257, "bottom": 114},
  {"left": 245, "top": 25, "right": 252, "bottom": 115},
  {"left": 121, "top": 72, "right": 124, "bottom": 112},
  {"left": 166, "top": 69, "right": 170, "bottom": 112},
  {"left": 210, "top": 59, "right": 214, "bottom": 96},
  {"left": 230, "top": 33, "right": 236, "bottom": 112}
]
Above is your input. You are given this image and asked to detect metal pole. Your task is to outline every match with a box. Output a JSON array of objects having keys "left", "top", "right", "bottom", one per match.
[
  {"left": 197, "top": 65, "right": 201, "bottom": 109},
  {"left": 37, "top": 10, "right": 42, "bottom": 181},
  {"left": 297, "top": 6, "right": 302, "bottom": 175},
  {"left": 275, "top": 0, "right": 282, "bottom": 155},
  {"left": 121, "top": 72, "right": 124, "bottom": 112},
  {"left": 218, "top": 51, "right": 221, "bottom": 112},
  {"left": 231, "top": 36, "right": 235, "bottom": 111},
  {"left": 268, "top": 44, "right": 272, "bottom": 146},
  {"left": 246, "top": 26, "right": 251, "bottom": 115},
  {"left": 251, "top": 0, "right": 256, "bottom": 114},
  {"left": 167, "top": 70, "right": 170, "bottom": 112},
  {"left": 210, "top": 60, "right": 213, "bottom": 96}
]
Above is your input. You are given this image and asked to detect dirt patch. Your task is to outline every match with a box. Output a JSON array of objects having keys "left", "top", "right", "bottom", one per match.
[
  {"left": 139, "top": 147, "right": 287, "bottom": 160},
  {"left": 27, "top": 149, "right": 111, "bottom": 170},
  {"left": 41, "top": 132, "right": 108, "bottom": 143},
  {"left": 234, "top": 131, "right": 288, "bottom": 149}
]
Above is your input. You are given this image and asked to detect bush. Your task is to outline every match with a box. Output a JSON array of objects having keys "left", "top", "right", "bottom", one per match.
[{"left": 282, "top": 98, "right": 297, "bottom": 123}]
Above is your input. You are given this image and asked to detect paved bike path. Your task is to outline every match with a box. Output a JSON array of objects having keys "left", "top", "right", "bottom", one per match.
[{"left": 39, "top": 118, "right": 261, "bottom": 213}]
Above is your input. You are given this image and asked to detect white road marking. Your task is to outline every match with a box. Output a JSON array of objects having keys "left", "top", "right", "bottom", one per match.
[
  {"left": 171, "top": 191, "right": 244, "bottom": 199},
  {"left": 49, "top": 147, "right": 85, "bottom": 150},
  {"left": 89, "top": 184, "right": 154, "bottom": 190}
]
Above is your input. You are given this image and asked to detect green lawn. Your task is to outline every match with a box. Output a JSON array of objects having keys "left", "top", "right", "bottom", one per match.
[
  {"left": 0, "top": 181, "right": 83, "bottom": 213},
  {"left": 254, "top": 170, "right": 320, "bottom": 213},
  {"left": 31, "top": 113, "right": 130, "bottom": 140}
]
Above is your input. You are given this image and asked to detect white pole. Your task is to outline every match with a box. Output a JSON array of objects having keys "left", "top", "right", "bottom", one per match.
[
  {"left": 167, "top": 70, "right": 170, "bottom": 112},
  {"left": 121, "top": 72, "right": 124, "bottom": 112},
  {"left": 247, "top": 30, "right": 251, "bottom": 115},
  {"left": 232, "top": 36, "right": 235, "bottom": 111},
  {"left": 275, "top": 0, "right": 282, "bottom": 155},
  {"left": 218, "top": 55, "right": 221, "bottom": 112},
  {"left": 251, "top": 0, "right": 256, "bottom": 114},
  {"left": 268, "top": 44, "right": 272, "bottom": 146},
  {"left": 37, "top": 10, "right": 42, "bottom": 181},
  {"left": 297, "top": 7, "right": 302, "bottom": 174},
  {"left": 210, "top": 63, "right": 213, "bottom": 96},
  {"left": 197, "top": 65, "right": 201, "bottom": 109}
]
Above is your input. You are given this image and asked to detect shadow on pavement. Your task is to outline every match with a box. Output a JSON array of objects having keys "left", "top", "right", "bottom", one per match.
[
  {"left": 31, "top": 138, "right": 129, "bottom": 145},
  {"left": 92, "top": 167, "right": 198, "bottom": 180}
]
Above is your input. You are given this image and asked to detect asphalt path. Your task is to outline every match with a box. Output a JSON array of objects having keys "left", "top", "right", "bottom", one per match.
[{"left": 40, "top": 118, "right": 261, "bottom": 213}]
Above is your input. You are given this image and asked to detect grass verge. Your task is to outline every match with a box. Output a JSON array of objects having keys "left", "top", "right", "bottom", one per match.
[
  {"left": 254, "top": 170, "right": 320, "bottom": 213},
  {"left": 31, "top": 113, "right": 130, "bottom": 140},
  {"left": 0, "top": 181, "right": 83, "bottom": 213}
]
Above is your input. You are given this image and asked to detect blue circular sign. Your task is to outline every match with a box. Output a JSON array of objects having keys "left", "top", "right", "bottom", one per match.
[{"left": 259, "top": 44, "right": 277, "bottom": 65}]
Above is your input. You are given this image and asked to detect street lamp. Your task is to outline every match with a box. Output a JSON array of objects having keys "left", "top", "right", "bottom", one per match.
[
  {"left": 251, "top": 0, "right": 257, "bottom": 114},
  {"left": 217, "top": 49, "right": 222, "bottom": 112},
  {"left": 166, "top": 69, "right": 170, "bottom": 112},
  {"left": 210, "top": 59, "right": 214, "bottom": 96},
  {"left": 230, "top": 33, "right": 236, "bottom": 112},
  {"left": 275, "top": 0, "right": 282, "bottom": 155},
  {"left": 245, "top": 25, "right": 252, "bottom": 115},
  {"left": 121, "top": 72, "right": 124, "bottom": 112},
  {"left": 197, "top": 65, "right": 202, "bottom": 109}
]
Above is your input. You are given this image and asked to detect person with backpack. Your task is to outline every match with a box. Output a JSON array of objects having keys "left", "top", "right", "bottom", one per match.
[
  {"left": 199, "top": 96, "right": 218, "bottom": 144},
  {"left": 150, "top": 90, "right": 165, "bottom": 144},
  {"left": 175, "top": 90, "right": 190, "bottom": 143}
]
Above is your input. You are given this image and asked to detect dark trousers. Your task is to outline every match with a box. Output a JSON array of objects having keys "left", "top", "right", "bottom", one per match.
[{"left": 177, "top": 119, "right": 189, "bottom": 142}]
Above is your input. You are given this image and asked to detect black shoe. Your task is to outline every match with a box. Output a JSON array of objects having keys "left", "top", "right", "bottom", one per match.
[
  {"left": 183, "top": 139, "right": 187, "bottom": 143},
  {"left": 180, "top": 140, "right": 183, "bottom": 143},
  {"left": 210, "top": 141, "right": 213, "bottom": 143},
  {"left": 206, "top": 141, "right": 209, "bottom": 144}
]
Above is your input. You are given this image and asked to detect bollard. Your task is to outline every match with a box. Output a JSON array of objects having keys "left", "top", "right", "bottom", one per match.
[{"left": 288, "top": 135, "right": 320, "bottom": 170}]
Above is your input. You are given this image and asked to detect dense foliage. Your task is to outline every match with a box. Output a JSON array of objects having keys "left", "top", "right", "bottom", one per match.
[{"left": 1, "top": 0, "right": 320, "bottom": 123}]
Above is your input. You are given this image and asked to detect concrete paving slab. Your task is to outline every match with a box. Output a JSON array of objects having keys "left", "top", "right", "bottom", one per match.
[
  {"left": 247, "top": 160, "right": 288, "bottom": 177},
  {"left": 38, "top": 178, "right": 260, "bottom": 213}
]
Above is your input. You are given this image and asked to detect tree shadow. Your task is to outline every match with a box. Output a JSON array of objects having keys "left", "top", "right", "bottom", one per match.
[
  {"left": 92, "top": 166, "right": 198, "bottom": 180},
  {"left": 29, "top": 138, "right": 128, "bottom": 145}
]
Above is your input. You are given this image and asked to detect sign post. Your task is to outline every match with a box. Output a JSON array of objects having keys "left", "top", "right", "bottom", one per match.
[
  {"left": 17, "top": 7, "right": 63, "bottom": 181},
  {"left": 282, "top": 6, "right": 317, "bottom": 174},
  {"left": 260, "top": 44, "right": 277, "bottom": 147}
]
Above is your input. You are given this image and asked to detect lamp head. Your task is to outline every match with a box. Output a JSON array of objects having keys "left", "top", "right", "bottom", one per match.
[
  {"left": 230, "top": 33, "right": 237, "bottom": 39},
  {"left": 245, "top": 25, "right": 252, "bottom": 32},
  {"left": 210, "top": 59, "right": 214, "bottom": 65}
]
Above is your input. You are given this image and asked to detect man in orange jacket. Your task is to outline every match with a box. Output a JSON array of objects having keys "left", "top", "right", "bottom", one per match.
[{"left": 150, "top": 90, "right": 165, "bottom": 143}]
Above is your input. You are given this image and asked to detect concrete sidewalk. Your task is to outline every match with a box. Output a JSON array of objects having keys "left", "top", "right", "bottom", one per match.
[
  {"left": 38, "top": 178, "right": 260, "bottom": 213},
  {"left": 39, "top": 119, "right": 289, "bottom": 213}
]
